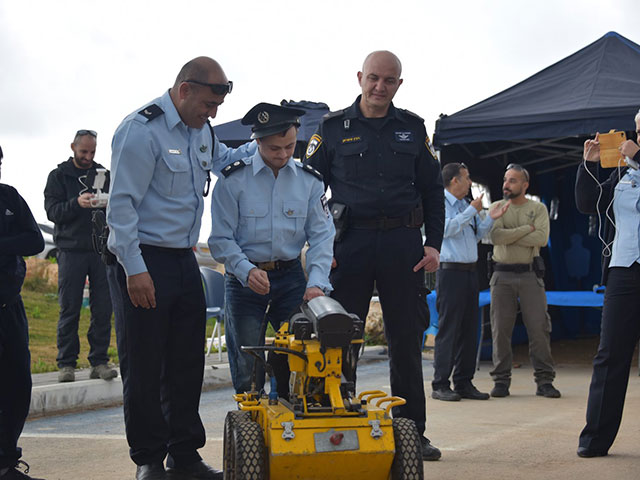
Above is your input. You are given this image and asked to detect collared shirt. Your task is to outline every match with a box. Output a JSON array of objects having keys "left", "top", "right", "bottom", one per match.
[
  {"left": 440, "top": 189, "right": 493, "bottom": 263},
  {"left": 107, "top": 90, "right": 256, "bottom": 276},
  {"left": 209, "top": 151, "right": 335, "bottom": 291},
  {"left": 610, "top": 168, "right": 640, "bottom": 267},
  {"left": 305, "top": 95, "right": 444, "bottom": 251}
]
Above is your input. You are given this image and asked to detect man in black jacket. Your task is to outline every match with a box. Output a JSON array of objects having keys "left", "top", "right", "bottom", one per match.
[
  {"left": 0, "top": 145, "right": 46, "bottom": 480},
  {"left": 44, "top": 130, "right": 116, "bottom": 383}
]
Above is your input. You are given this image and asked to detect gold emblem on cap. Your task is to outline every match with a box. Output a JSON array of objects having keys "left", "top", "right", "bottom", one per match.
[{"left": 257, "top": 111, "right": 270, "bottom": 124}]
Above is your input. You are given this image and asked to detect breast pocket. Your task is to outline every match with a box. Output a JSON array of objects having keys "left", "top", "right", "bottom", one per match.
[
  {"left": 282, "top": 201, "right": 308, "bottom": 237},
  {"left": 156, "top": 154, "right": 191, "bottom": 196},
  {"left": 239, "top": 202, "right": 269, "bottom": 241},
  {"left": 388, "top": 142, "right": 417, "bottom": 182},
  {"left": 336, "top": 141, "right": 370, "bottom": 180}
]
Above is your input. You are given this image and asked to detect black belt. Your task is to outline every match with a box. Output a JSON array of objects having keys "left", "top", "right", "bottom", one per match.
[
  {"left": 140, "top": 244, "right": 192, "bottom": 255},
  {"left": 440, "top": 262, "right": 476, "bottom": 272},
  {"left": 251, "top": 258, "right": 299, "bottom": 271},
  {"left": 351, "top": 214, "right": 412, "bottom": 231},
  {"left": 494, "top": 263, "right": 533, "bottom": 273}
]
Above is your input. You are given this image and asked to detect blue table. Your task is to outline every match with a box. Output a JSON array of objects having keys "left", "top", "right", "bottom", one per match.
[{"left": 425, "top": 289, "right": 604, "bottom": 336}]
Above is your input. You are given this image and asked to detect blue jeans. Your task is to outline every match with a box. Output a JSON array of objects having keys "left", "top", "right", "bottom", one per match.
[{"left": 225, "top": 261, "right": 306, "bottom": 393}]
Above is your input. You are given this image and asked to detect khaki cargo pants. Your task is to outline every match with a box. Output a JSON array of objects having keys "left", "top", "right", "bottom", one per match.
[{"left": 489, "top": 270, "right": 556, "bottom": 386}]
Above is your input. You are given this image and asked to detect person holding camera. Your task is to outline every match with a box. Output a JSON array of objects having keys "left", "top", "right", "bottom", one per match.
[
  {"left": 44, "top": 130, "right": 116, "bottom": 383},
  {"left": 575, "top": 110, "right": 640, "bottom": 458},
  {"left": 488, "top": 163, "right": 559, "bottom": 399}
]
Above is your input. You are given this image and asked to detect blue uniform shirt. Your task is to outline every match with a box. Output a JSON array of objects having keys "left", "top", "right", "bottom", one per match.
[
  {"left": 209, "top": 151, "right": 335, "bottom": 291},
  {"left": 107, "top": 90, "right": 256, "bottom": 276},
  {"left": 440, "top": 189, "right": 493, "bottom": 263},
  {"left": 610, "top": 168, "right": 640, "bottom": 267}
]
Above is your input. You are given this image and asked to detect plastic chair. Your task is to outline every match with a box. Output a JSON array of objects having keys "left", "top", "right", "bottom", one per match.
[{"left": 199, "top": 266, "right": 225, "bottom": 360}]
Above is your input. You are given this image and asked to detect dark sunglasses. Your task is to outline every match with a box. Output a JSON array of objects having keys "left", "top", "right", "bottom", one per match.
[
  {"left": 76, "top": 129, "right": 97, "bottom": 138},
  {"left": 185, "top": 79, "right": 233, "bottom": 95},
  {"left": 506, "top": 163, "right": 530, "bottom": 182}
]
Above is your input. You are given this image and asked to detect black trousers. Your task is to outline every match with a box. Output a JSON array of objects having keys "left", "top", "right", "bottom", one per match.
[
  {"left": 579, "top": 264, "right": 640, "bottom": 453},
  {"left": 330, "top": 226, "right": 429, "bottom": 436},
  {"left": 0, "top": 298, "right": 31, "bottom": 469},
  {"left": 107, "top": 247, "right": 206, "bottom": 467},
  {"left": 56, "top": 250, "right": 113, "bottom": 367},
  {"left": 432, "top": 268, "right": 479, "bottom": 390}
]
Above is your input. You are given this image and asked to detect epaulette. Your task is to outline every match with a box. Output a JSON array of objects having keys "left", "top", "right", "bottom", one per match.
[
  {"left": 137, "top": 104, "right": 164, "bottom": 122},
  {"left": 297, "top": 162, "right": 323, "bottom": 181},
  {"left": 322, "top": 109, "right": 347, "bottom": 122},
  {"left": 221, "top": 159, "right": 249, "bottom": 177},
  {"left": 399, "top": 108, "right": 424, "bottom": 123}
]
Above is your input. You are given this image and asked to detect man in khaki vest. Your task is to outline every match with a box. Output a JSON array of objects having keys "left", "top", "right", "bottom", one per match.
[{"left": 488, "top": 164, "right": 560, "bottom": 399}]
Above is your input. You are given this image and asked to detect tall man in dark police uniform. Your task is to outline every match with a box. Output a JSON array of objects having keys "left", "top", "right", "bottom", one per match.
[
  {"left": 0, "top": 145, "right": 46, "bottom": 480},
  {"left": 107, "top": 57, "right": 255, "bottom": 480},
  {"left": 209, "top": 103, "right": 335, "bottom": 395},
  {"left": 305, "top": 50, "right": 445, "bottom": 461}
]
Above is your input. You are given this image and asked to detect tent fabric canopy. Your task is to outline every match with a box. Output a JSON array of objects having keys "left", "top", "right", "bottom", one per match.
[
  {"left": 434, "top": 32, "right": 640, "bottom": 147},
  {"left": 214, "top": 100, "right": 329, "bottom": 147}
]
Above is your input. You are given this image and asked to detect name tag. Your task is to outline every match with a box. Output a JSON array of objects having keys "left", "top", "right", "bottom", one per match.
[
  {"left": 395, "top": 131, "right": 413, "bottom": 142},
  {"left": 168, "top": 149, "right": 181, "bottom": 155}
]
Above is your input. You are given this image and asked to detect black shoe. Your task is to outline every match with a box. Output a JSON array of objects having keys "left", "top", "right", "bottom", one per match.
[
  {"left": 136, "top": 463, "right": 166, "bottom": 480},
  {"left": 420, "top": 437, "right": 442, "bottom": 461},
  {"left": 166, "top": 460, "right": 222, "bottom": 480},
  {"left": 1, "top": 461, "right": 45, "bottom": 479},
  {"left": 431, "top": 387, "right": 461, "bottom": 402},
  {"left": 455, "top": 384, "right": 490, "bottom": 400},
  {"left": 536, "top": 383, "right": 561, "bottom": 398},
  {"left": 577, "top": 447, "right": 608, "bottom": 458},
  {"left": 490, "top": 383, "right": 510, "bottom": 398}
]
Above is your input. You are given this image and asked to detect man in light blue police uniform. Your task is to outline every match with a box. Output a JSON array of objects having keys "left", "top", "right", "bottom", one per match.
[
  {"left": 106, "top": 57, "right": 255, "bottom": 480},
  {"left": 209, "top": 103, "right": 335, "bottom": 395},
  {"left": 432, "top": 163, "right": 509, "bottom": 402}
]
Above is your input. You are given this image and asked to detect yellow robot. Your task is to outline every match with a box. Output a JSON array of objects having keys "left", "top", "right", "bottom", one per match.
[{"left": 223, "top": 296, "right": 424, "bottom": 480}]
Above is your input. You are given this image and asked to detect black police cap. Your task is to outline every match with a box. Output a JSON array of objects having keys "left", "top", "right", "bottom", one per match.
[{"left": 241, "top": 102, "right": 305, "bottom": 139}]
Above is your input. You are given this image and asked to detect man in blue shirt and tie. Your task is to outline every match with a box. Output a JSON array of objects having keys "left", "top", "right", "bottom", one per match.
[
  {"left": 431, "top": 163, "right": 509, "bottom": 401},
  {"left": 107, "top": 57, "right": 255, "bottom": 480},
  {"left": 209, "top": 103, "right": 335, "bottom": 395}
]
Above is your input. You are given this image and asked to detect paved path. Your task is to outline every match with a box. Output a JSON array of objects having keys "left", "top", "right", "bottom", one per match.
[{"left": 18, "top": 351, "right": 640, "bottom": 480}]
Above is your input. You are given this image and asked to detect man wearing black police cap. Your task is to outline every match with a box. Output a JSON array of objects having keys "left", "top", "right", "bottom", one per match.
[
  {"left": 305, "top": 50, "right": 444, "bottom": 461},
  {"left": 209, "top": 103, "right": 334, "bottom": 395}
]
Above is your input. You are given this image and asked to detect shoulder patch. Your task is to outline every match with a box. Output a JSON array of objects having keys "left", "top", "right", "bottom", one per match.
[
  {"left": 137, "top": 104, "right": 164, "bottom": 122},
  {"left": 305, "top": 133, "right": 323, "bottom": 160},
  {"left": 297, "top": 162, "right": 323, "bottom": 181},
  {"left": 221, "top": 160, "right": 248, "bottom": 177},
  {"left": 425, "top": 134, "right": 438, "bottom": 161}
]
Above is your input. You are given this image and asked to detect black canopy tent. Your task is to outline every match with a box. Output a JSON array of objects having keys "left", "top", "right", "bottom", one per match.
[
  {"left": 434, "top": 31, "right": 640, "bottom": 196},
  {"left": 214, "top": 99, "right": 329, "bottom": 158},
  {"left": 433, "top": 32, "right": 640, "bottom": 340}
]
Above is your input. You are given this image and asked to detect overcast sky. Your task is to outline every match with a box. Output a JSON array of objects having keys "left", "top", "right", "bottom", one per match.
[{"left": 1, "top": 0, "right": 638, "bottom": 242}]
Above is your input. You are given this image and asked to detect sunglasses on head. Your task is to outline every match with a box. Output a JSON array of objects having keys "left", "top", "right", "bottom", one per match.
[
  {"left": 76, "top": 129, "right": 97, "bottom": 138},
  {"left": 185, "top": 79, "right": 233, "bottom": 95},
  {"left": 506, "top": 163, "right": 530, "bottom": 182}
]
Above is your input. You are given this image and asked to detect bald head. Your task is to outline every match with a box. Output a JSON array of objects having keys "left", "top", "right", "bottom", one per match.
[
  {"left": 174, "top": 56, "right": 226, "bottom": 87},
  {"left": 362, "top": 51, "right": 402, "bottom": 78},
  {"left": 171, "top": 56, "right": 229, "bottom": 129},
  {"left": 357, "top": 50, "right": 403, "bottom": 118}
]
